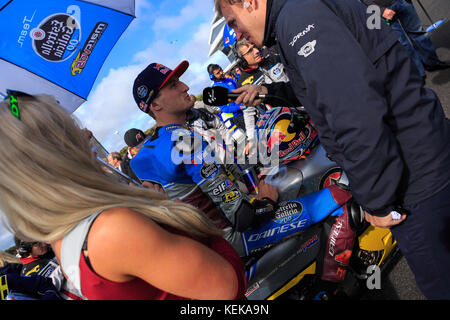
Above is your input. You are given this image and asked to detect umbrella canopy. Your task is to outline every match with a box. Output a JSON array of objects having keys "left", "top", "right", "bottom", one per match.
[{"left": 0, "top": 0, "right": 135, "bottom": 113}]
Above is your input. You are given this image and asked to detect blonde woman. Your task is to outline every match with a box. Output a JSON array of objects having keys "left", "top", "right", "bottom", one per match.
[{"left": 0, "top": 92, "right": 246, "bottom": 300}]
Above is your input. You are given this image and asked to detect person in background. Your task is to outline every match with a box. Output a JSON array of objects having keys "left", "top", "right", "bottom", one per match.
[
  {"left": 1, "top": 246, "right": 60, "bottom": 300},
  {"left": 235, "top": 38, "right": 289, "bottom": 87},
  {"left": 207, "top": 63, "right": 247, "bottom": 130},
  {"left": 14, "top": 237, "right": 57, "bottom": 278},
  {"left": 123, "top": 128, "right": 146, "bottom": 183},
  {"left": 107, "top": 152, "right": 123, "bottom": 172},
  {"left": 0, "top": 91, "right": 246, "bottom": 300},
  {"left": 361, "top": 0, "right": 450, "bottom": 80},
  {"left": 232, "top": 65, "right": 242, "bottom": 83}
]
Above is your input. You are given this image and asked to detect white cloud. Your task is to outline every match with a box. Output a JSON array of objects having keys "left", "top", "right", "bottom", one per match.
[
  {"left": 133, "top": 22, "right": 229, "bottom": 94},
  {"left": 73, "top": 64, "right": 155, "bottom": 152}
]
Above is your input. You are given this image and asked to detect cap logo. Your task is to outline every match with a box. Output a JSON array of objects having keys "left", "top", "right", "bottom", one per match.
[
  {"left": 137, "top": 85, "right": 149, "bottom": 99},
  {"left": 136, "top": 133, "right": 143, "bottom": 141},
  {"left": 139, "top": 101, "right": 149, "bottom": 112},
  {"left": 153, "top": 64, "right": 171, "bottom": 75}
]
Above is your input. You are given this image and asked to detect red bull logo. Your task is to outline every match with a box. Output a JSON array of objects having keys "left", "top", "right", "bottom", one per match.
[{"left": 153, "top": 64, "right": 171, "bottom": 74}]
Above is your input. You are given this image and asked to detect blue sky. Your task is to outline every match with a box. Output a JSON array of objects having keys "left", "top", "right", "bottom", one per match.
[{"left": 0, "top": 0, "right": 230, "bottom": 251}]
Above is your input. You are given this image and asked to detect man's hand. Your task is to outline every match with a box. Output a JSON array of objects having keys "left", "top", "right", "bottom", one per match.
[
  {"left": 232, "top": 84, "right": 268, "bottom": 106},
  {"left": 256, "top": 179, "right": 279, "bottom": 202},
  {"left": 244, "top": 141, "right": 255, "bottom": 156},
  {"left": 364, "top": 210, "right": 407, "bottom": 228},
  {"left": 382, "top": 8, "right": 396, "bottom": 21}
]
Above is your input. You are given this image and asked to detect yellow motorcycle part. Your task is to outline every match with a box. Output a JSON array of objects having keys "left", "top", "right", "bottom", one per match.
[
  {"left": 268, "top": 262, "right": 316, "bottom": 300},
  {"left": 1, "top": 275, "right": 9, "bottom": 301},
  {"left": 358, "top": 226, "right": 397, "bottom": 265}
]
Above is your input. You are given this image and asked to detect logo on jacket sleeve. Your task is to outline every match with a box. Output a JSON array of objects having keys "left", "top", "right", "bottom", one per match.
[
  {"left": 298, "top": 40, "right": 317, "bottom": 58},
  {"left": 290, "top": 24, "right": 315, "bottom": 47}
]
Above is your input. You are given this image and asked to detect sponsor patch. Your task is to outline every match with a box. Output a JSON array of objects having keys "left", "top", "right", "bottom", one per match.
[
  {"left": 71, "top": 22, "right": 108, "bottom": 75},
  {"left": 274, "top": 201, "right": 303, "bottom": 221},
  {"left": 222, "top": 189, "right": 241, "bottom": 203},
  {"left": 298, "top": 40, "right": 317, "bottom": 58},
  {"left": 200, "top": 163, "right": 219, "bottom": 179},
  {"left": 137, "top": 85, "right": 149, "bottom": 99},
  {"left": 212, "top": 179, "right": 233, "bottom": 196}
]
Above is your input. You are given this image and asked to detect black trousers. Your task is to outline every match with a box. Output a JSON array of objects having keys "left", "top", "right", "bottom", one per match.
[{"left": 391, "top": 182, "right": 450, "bottom": 299}]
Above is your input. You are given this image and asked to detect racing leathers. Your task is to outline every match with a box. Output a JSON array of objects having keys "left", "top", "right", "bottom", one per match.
[
  {"left": 130, "top": 116, "right": 354, "bottom": 258},
  {"left": 130, "top": 123, "right": 277, "bottom": 256}
]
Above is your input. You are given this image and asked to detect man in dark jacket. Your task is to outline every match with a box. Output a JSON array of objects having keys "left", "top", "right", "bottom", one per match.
[
  {"left": 361, "top": 0, "right": 450, "bottom": 78},
  {"left": 216, "top": 0, "right": 450, "bottom": 299},
  {"left": 235, "top": 39, "right": 289, "bottom": 87}
]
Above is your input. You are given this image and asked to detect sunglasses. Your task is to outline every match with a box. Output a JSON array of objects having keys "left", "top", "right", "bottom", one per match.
[{"left": 2, "top": 90, "right": 35, "bottom": 120}]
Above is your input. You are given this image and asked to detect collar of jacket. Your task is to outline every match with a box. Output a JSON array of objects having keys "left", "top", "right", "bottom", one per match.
[
  {"left": 242, "top": 65, "right": 258, "bottom": 72},
  {"left": 263, "top": 0, "right": 286, "bottom": 48}
]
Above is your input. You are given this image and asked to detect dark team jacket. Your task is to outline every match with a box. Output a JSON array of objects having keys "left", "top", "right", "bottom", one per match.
[
  {"left": 20, "top": 252, "right": 57, "bottom": 277},
  {"left": 236, "top": 52, "right": 282, "bottom": 87},
  {"left": 263, "top": 0, "right": 450, "bottom": 216}
]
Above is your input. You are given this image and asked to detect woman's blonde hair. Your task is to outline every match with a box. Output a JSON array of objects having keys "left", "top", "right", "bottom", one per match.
[
  {"left": 0, "top": 251, "right": 21, "bottom": 268},
  {"left": 0, "top": 94, "right": 223, "bottom": 243}
]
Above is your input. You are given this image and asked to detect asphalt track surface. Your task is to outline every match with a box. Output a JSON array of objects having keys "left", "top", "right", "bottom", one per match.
[{"left": 360, "top": 0, "right": 450, "bottom": 300}]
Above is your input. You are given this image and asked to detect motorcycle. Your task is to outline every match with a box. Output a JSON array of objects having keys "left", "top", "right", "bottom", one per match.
[{"left": 235, "top": 107, "right": 399, "bottom": 300}]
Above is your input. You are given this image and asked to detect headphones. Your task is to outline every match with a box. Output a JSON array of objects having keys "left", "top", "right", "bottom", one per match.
[{"left": 232, "top": 43, "right": 249, "bottom": 70}]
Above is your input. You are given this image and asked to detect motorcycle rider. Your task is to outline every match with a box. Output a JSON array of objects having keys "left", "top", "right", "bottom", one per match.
[
  {"left": 130, "top": 60, "right": 354, "bottom": 259},
  {"left": 216, "top": 0, "right": 450, "bottom": 299}
]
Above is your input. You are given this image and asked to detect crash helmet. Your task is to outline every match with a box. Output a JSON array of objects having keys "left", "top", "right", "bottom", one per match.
[{"left": 255, "top": 107, "right": 318, "bottom": 164}]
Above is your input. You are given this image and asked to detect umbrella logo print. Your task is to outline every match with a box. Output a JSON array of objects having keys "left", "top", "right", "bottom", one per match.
[
  {"left": 32, "top": 13, "right": 82, "bottom": 62},
  {"left": 30, "top": 28, "right": 46, "bottom": 41}
]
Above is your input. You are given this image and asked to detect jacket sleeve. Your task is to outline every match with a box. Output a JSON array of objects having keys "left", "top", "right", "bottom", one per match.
[
  {"left": 220, "top": 102, "right": 242, "bottom": 114},
  {"left": 276, "top": 0, "right": 404, "bottom": 216},
  {"left": 264, "top": 81, "right": 302, "bottom": 107},
  {"left": 177, "top": 131, "right": 275, "bottom": 231}
]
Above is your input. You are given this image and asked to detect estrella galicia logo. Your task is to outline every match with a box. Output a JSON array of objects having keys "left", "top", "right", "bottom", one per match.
[
  {"left": 32, "top": 13, "right": 81, "bottom": 62},
  {"left": 274, "top": 201, "right": 303, "bottom": 222},
  {"left": 200, "top": 163, "right": 219, "bottom": 179}
]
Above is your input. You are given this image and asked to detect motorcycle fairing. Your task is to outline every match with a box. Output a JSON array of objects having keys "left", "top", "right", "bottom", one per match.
[
  {"left": 240, "top": 186, "right": 349, "bottom": 256},
  {"left": 245, "top": 226, "right": 322, "bottom": 300}
]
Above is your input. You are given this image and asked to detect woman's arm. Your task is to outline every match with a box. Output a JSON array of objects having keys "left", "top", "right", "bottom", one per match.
[{"left": 84, "top": 208, "right": 241, "bottom": 300}]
